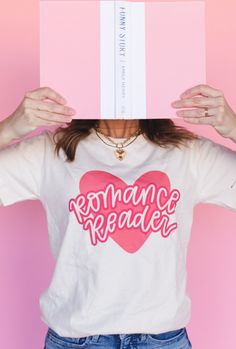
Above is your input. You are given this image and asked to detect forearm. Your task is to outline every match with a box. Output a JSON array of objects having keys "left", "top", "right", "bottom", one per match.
[
  {"left": 230, "top": 136, "right": 236, "bottom": 143},
  {"left": 228, "top": 128, "right": 236, "bottom": 143},
  {"left": 0, "top": 116, "right": 20, "bottom": 149}
]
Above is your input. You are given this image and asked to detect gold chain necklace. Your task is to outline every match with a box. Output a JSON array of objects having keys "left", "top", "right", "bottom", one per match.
[{"left": 94, "top": 127, "right": 143, "bottom": 161}]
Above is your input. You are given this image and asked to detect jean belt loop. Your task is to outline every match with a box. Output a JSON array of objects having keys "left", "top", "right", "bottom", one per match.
[{"left": 90, "top": 334, "right": 100, "bottom": 343}]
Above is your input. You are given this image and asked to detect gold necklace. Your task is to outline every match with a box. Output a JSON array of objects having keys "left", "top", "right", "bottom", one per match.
[{"left": 94, "top": 127, "right": 143, "bottom": 161}]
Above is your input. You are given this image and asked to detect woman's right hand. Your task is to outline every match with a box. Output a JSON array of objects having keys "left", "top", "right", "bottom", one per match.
[{"left": 3, "top": 86, "right": 76, "bottom": 140}]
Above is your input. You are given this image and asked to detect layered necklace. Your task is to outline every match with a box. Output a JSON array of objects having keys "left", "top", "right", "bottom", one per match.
[{"left": 94, "top": 126, "right": 143, "bottom": 161}]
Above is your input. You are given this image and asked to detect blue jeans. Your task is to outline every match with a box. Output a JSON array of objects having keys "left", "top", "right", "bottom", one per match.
[{"left": 44, "top": 327, "right": 192, "bottom": 348}]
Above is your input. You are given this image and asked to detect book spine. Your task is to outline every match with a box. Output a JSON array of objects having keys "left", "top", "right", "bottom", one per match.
[
  {"left": 115, "top": 1, "right": 131, "bottom": 118},
  {"left": 100, "top": 0, "right": 146, "bottom": 119}
]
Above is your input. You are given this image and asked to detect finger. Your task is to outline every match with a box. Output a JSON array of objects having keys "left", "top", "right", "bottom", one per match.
[
  {"left": 176, "top": 107, "right": 218, "bottom": 118},
  {"left": 172, "top": 96, "right": 224, "bottom": 109},
  {"left": 36, "top": 119, "right": 69, "bottom": 126},
  {"left": 183, "top": 116, "right": 217, "bottom": 125},
  {"left": 28, "top": 108, "right": 73, "bottom": 124},
  {"left": 24, "top": 98, "right": 76, "bottom": 116},
  {"left": 180, "top": 84, "right": 224, "bottom": 99},
  {"left": 25, "top": 86, "right": 67, "bottom": 104}
]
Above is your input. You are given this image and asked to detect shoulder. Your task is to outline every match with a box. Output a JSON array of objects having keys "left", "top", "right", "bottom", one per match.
[
  {"left": 181, "top": 134, "right": 228, "bottom": 155},
  {"left": 184, "top": 135, "right": 236, "bottom": 176},
  {"left": 6, "top": 128, "right": 61, "bottom": 162},
  {"left": 28, "top": 128, "right": 59, "bottom": 151},
  {"left": 189, "top": 135, "right": 235, "bottom": 156}
]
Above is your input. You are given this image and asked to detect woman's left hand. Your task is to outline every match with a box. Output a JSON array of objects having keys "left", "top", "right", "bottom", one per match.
[{"left": 171, "top": 84, "right": 236, "bottom": 141}]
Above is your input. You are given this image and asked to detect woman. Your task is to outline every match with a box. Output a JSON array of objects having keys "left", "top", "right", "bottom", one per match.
[{"left": 0, "top": 84, "right": 236, "bottom": 349}]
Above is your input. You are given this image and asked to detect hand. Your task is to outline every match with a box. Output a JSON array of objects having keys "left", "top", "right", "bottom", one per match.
[
  {"left": 5, "top": 86, "right": 76, "bottom": 139},
  {"left": 171, "top": 84, "right": 236, "bottom": 140}
]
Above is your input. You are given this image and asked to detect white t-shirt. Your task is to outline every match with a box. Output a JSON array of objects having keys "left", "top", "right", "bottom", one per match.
[{"left": 0, "top": 127, "right": 236, "bottom": 338}]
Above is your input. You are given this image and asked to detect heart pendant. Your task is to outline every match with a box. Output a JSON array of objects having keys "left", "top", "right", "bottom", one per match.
[{"left": 115, "top": 149, "right": 126, "bottom": 161}]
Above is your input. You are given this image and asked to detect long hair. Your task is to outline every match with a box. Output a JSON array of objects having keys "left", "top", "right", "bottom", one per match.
[{"left": 52, "top": 119, "right": 200, "bottom": 162}]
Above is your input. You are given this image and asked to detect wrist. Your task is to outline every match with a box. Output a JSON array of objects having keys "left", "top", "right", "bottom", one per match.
[
  {"left": 227, "top": 127, "right": 236, "bottom": 143},
  {"left": 0, "top": 115, "right": 20, "bottom": 148}
]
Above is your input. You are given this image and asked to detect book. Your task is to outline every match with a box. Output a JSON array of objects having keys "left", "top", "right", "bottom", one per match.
[{"left": 40, "top": 0, "right": 206, "bottom": 119}]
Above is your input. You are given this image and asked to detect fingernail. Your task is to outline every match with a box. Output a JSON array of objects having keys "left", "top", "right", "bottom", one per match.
[
  {"left": 59, "top": 97, "right": 67, "bottom": 103},
  {"left": 69, "top": 109, "right": 76, "bottom": 114},
  {"left": 180, "top": 92, "right": 189, "bottom": 99}
]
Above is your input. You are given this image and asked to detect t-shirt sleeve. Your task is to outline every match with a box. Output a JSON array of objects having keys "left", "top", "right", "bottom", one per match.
[
  {"left": 193, "top": 136, "right": 236, "bottom": 212},
  {"left": 0, "top": 130, "right": 49, "bottom": 207}
]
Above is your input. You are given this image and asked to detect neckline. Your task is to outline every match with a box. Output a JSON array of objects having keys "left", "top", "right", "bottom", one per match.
[{"left": 89, "top": 127, "right": 148, "bottom": 145}]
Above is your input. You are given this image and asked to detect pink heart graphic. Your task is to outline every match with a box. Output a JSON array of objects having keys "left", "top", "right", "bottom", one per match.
[{"left": 69, "top": 170, "right": 180, "bottom": 253}]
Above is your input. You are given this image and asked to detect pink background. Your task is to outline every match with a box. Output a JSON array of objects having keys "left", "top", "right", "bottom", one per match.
[{"left": 0, "top": 0, "right": 236, "bottom": 348}]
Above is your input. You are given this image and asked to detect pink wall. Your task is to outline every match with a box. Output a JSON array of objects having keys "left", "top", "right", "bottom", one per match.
[{"left": 0, "top": 1, "right": 236, "bottom": 348}]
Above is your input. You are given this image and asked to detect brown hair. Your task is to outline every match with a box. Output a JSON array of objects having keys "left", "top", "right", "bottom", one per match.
[{"left": 53, "top": 119, "right": 200, "bottom": 162}]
